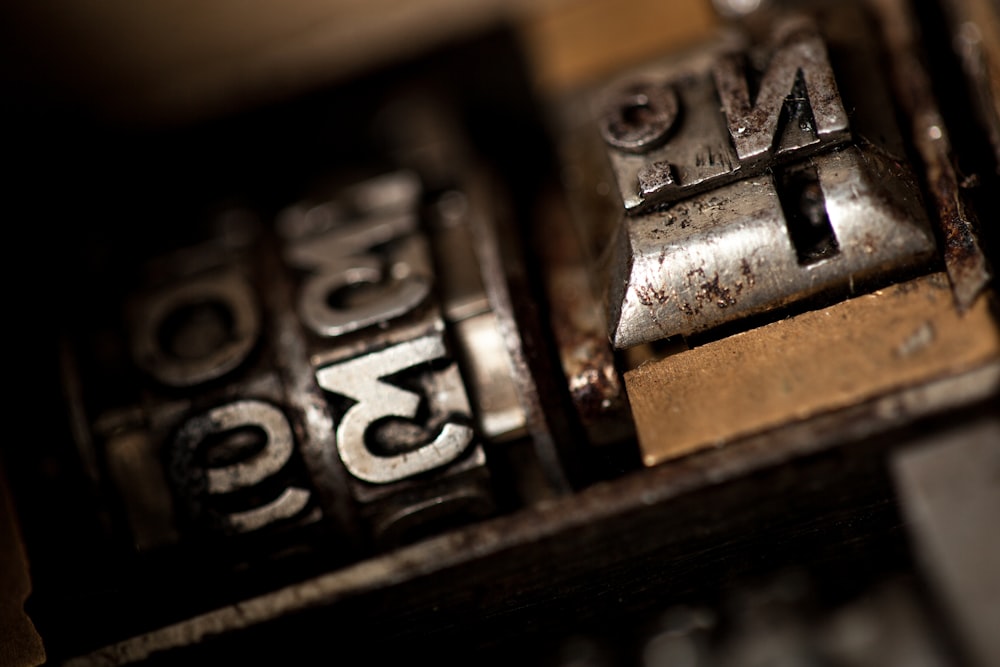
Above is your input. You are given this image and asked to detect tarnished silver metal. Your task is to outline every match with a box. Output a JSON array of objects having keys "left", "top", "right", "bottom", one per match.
[
  {"left": 378, "top": 93, "right": 570, "bottom": 492},
  {"left": 26, "top": 2, "right": 1000, "bottom": 661},
  {"left": 599, "top": 17, "right": 849, "bottom": 214},
  {"left": 451, "top": 313, "right": 528, "bottom": 439},
  {"left": 277, "top": 169, "right": 497, "bottom": 541},
  {"left": 281, "top": 171, "right": 430, "bottom": 343},
  {"left": 104, "top": 166, "right": 498, "bottom": 550},
  {"left": 608, "top": 147, "right": 937, "bottom": 348},
  {"left": 315, "top": 334, "right": 475, "bottom": 484},
  {"left": 429, "top": 188, "right": 528, "bottom": 442},
  {"left": 191, "top": 401, "right": 296, "bottom": 494},
  {"left": 296, "top": 253, "right": 431, "bottom": 339},
  {"left": 276, "top": 170, "right": 422, "bottom": 241},
  {"left": 369, "top": 482, "right": 494, "bottom": 547},
  {"left": 599, "top": 83, "right": 680, "bottom": 154},
  {"left": 592, "top": 8, "right": 947, "bottom": 349},
  {"left": 600, "top": 57, "right": 742, "bottom": 214},
  {"left": 259, "top": 242, "right": 363, "bottom": 548},
  {"left": 129, "top": 267, "right": 260, "bottom": 388},
  {"left": 713, "top": 17, "right": 850, "bottom": 162},
  {"left": 91, "top": 222, "right": 346, "bottom": 552},
  {"left": 168, "top": 400, "right": 314, "bottom": 534}
]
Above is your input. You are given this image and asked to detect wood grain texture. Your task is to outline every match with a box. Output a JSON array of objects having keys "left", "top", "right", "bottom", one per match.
[{"left": 626, "top": 273, "right": 1000, "bottom": 466}]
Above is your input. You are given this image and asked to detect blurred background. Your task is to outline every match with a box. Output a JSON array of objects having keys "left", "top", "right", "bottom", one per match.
[{"left": 1, "top": 1, "right": 997, "bottom": 666}]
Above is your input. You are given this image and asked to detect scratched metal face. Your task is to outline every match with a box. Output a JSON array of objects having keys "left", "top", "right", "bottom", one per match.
[
  {"left": 598, "top": 17, "right": 850, "bottom": 214},
  {"left": 607, "top": 147, "right": 937, "bottom": 347},
  {"left": 599, "top": 15, "right": 938, "bottom": 348}
]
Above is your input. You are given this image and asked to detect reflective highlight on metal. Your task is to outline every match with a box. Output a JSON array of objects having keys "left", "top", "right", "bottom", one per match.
[
  {"left": 872, "top": 0, "right": 993, "bottom": 309},
  {"left": 608, "top": 147, "right": 936, "bottom": 348},
  {"left": 595, "top": 10, "right": 943, "bottom": 348},
  {"left": 712, "top": 0, "right": 767, "bottom": 19},
  {"left": 429, "top": 187, "right": 528, "bottom": 442},
  {"left": 316, "top": 334, "right": 475, "bottom": 484},
  {"left": 379, "top": 89, "right": 571, "bottom": 491},
  {"left": 64, "top": 164, "right": 513, "bottom": 566},
  {"left": 713, "top": 17, "right": 849, "bottom": 161},
  {"left": 599, "top": 18, "right": 849, "bottom": 214},
  {"left": 14, "top": 1, "right": 1000, "bottom": 662},
  {"left": 277, "top": 170, "right": 495, "bottom": 539},
  {"left": 169, "top": 400, "right": 313, "bottom": 534}
]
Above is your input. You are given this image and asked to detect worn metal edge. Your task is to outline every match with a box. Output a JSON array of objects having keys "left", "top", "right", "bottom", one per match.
[
  {"left": 66, "top": 357, "right": 998, "bottom": 666},
  {"left": 869, "top": 0, "right": 993, "bottom": 308}
]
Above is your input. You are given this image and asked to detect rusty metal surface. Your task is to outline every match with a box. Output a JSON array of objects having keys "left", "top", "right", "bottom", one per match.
[
  {"left": 590, "top": 32, "right": 747, "bottom": 214},
  {"left": 562, "top": 2, "right": 947, "bottom": 349},
  {"left": 463, "top": 174, "right": 575, "bottom": 494},
  {"left": 379, "top": 94, "right": 563, "bottom": 484},
  {"left": 8, "top": 0, "right": 1000, "bottom": 663},
  {"left": 535, "top": 189, "right": 633, "bottom": 447},
  {"left": 869, "top": 0, "right": 993, "bottom": 309},
  {"left": 429, "top": 191, "right": 529, "bottom": 443},
  {"left": 63, "top": 354, "right": 1000, "bottom": 665},
  {"left": 595, "top": 17, "right": 852, "bottom": 214},
  {"left": 626, "top": 273, "right": 1000, "bottom": 466},
  {"left": 607, "top": 146, "right": 937, "bottom": 347}
]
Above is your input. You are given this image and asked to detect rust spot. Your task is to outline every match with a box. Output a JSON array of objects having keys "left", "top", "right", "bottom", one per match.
[
  {"left": 533, "top": 189, "right": 631, "bottom": 445},
  {"left": 929, "top": 169, "right": 990, "bottom": 308},
  {"left": 695, "top": 196, "right": 723, "bottom": 214},
  {"left": 670, "top": 204, "right": 691, "bottom": 229},
  {"left": 740, "top": 259, "right": 756, "bottom": 287},
  {"left": 698, "top": 274, "right": 738, "bottom": 309},
  {"left": 568, "top": 364, "right": 624, "bottom": 424},
  {"left": 677, "top": 269, "right": 741, "bottom": 314},
  {"left": 636, "top": 283, "right": 671, "bottom": 306},
  {"left": 686, "top": 267, "right": 705, "bottom": 280}
]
